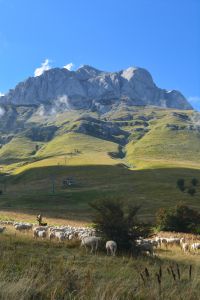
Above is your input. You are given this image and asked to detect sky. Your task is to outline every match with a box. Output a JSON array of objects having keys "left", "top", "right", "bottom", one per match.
[{"left": 0, "top": 0, "right": 199, "bottom": 109}]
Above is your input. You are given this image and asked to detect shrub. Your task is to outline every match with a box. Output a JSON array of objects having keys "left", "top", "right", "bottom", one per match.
[
  {"left": 156, "top": 204, "right": 200, "bottom": 233},
  {"left": 177, "top": 179, "right": 185, "bottom": 192},
  {"left": 191, "top": 178, "right": 198, "bottom": 186},
  {"left": 90, "top": 199, "right": 150, "bottom": 251},
  {"left": 188, "top": 187, "right": 196, "bottom": 196}
]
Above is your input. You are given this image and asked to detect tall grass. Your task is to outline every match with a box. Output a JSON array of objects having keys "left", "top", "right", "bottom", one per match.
[{"left": 0, "top": 232, "right": 200, "bottom": 299}]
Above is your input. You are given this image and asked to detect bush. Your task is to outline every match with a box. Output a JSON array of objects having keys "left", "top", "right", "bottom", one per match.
[
  {"left": 90, "top": 199, "right": 151, "bottom": 251},
  {"left": 188, "top": 187, "right": 196, "bottom": 196},
  {"left": 177, "top": 179, "right": 185, "bottom": 191},
  {"left": 156, "top": 204, "right": 200, "bottom": 233},
  {"left": 177, "top": 177, "right": 199, "bottom": 196},
  {"left": 191, "top": 178, "right": 198, "bottom": 186}
]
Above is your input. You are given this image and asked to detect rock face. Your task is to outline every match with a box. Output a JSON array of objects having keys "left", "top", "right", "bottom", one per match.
[{"left": 0, "top": 65, "right": 192, "bottom": 112}]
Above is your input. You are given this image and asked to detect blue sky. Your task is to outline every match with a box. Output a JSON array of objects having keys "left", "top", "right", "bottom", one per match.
[{"left": 0, "top": 0, "right": 199, "bottom": 109}]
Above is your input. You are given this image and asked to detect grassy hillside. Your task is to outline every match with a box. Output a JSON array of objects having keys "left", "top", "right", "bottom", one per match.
[
  {"left": 0, "top": 107, "right": 200, "bottom": 222},
  {"left": 126, "top": 109, "right": 200, "bottom": 168},
  {"left": 0, "top": 136, "right": 40, "bottom": 163},
  {"left": 0, "top": 165, "right": 200, "bottom": 222}
]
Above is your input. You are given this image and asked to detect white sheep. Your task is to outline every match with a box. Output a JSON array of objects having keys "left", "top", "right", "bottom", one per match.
[
  {"left": 57, "top": 232, "right": 65, "bottom": 242},
  {"left": 181, "top": 242, "right": 190, "bottom": 253},
  {"left": 106, "top": 240, "right": 117, "bottom": 256},
  {"left": 33, "top": 226, "right": 48, "bottom": 231},
  {"left": 49, "top": 231, "right": 55, "bottom": 240},
  {"left": 166, "top": 237, "right": 181, "bottom": 247},
  {"left": 81, "top": 236, "right": 101, "bottom": 253},
  {"left": 33, "top": 229, "right": 46, "bottom": 239},
  {"left": 191, "top": 243, "right": 200, "bottom": 252},
  {"left": 37, "top": 230, "right": 46, "bottom": 239},
  {"left": 53, "top": 231, "right": 66, "bottom": 242},
  {"left": 15, "top": 224, "right": 27, "bottom": 231}
]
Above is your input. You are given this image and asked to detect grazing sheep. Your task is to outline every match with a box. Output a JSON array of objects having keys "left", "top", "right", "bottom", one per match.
[
  {"left": 33, "top": 229, "right": 46, "bottom": 239},
  {"left": 106, "top": 240, "right": 117, "bottom": 256},
  {"left": 166, "top": 238, "right": 181, "bottom": 247},
  {"left": 81, "top": 236, "right": 101, "bottom": 254},
  {"left": 57, "top": 232, "right": 65, "bottom": 242},
  {"left": 33, "top": 225, "right": 48, "bottom": 231},
  {"left": 155, "top": 237, "right": 162, "bottom": 247},
  {"left": 0, "top": 226, "right": 6, "bottom": 233},
  {"left": 52, "top": 231, "right": 66, "bottom": 242},
  {"left": 49, "top": 232, "right": 55, "bottom": 240},
  {"left": 180, "top": 237, "right": 185, "bottom": 244},
  {"left": 37, "top": 230, "right": 47, "bottom": 239},
  {"left": 160, "top": 238, "right": 168, "bottom": 248},
  {"left": 191, "top": 243, "right": 200, "bottom": 252},
  {"left": 15, "top": 224, "right": 33, "bottom": 231},
  {"left": 181, "top": 242, "right": 190, "bottom": 253}
]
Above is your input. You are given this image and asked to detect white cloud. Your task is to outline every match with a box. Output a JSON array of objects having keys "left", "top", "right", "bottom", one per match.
[
  {"left": 0, "top": 92, "right": 4, "bottom": 97},
  {"left": 63, "top": 62, "right": 74, "bottom": 71},
  {"left": 34, "top": 59, "right": 51, "bottom": 77},
  {"left": 188, "top": 96, "right": 200, "bottom": 111},
  {"left": 36, "top": 105, "right": 45, "bottom": 116}
]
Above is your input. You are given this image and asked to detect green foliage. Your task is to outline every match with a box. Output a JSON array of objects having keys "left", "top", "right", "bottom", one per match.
[
  {"left": 156, "top": 204, "right": 200, "bottom": 233},
  {"left": 90, "top": 199, "right": 150, "bottom": 251},
  {"left": 177, "top": 178, "right": 185, "bottom": 191},
  {"left": 188, "top": 187, "right": 196, "bottom": 196},
  {"left": 191, "top": 178, "right": 198, "bottom": 186},
  {"left": 177, "top": 178, "right": 198, "bottom": 196}
]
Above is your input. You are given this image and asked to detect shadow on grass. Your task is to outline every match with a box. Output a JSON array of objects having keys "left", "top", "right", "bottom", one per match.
[{"left": 0, "top": 164, "right": 200, "bottom": 222}]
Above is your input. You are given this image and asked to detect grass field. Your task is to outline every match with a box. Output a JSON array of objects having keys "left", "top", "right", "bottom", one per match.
[
  {"left": 0, "top": 164, "right": 200, "bottom": 223},
  {"left": 0, "top": 227, "right": 200, "bottom": 299}
]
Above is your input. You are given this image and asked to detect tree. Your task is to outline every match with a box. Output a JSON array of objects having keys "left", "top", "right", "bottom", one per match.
[
  {"left": 156, "top": 204, "right": 200, "bottom": 233},
  {"left": 90, "top": 199, "right": 150, "bottom": 251},
  {"left": 177, "top": 178, "right": 185, "bottom": 192},
  {"left": 191, "top": 178, "right": 198, "bottom": 187},
  {"left": 177, "top": 178, "right": 198, "bottom": 196}
]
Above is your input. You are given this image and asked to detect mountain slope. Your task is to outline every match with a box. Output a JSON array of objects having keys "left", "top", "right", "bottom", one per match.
[
  {"left": 0, "top": 67, "right": 198, "bottom": 179},
  {"left": 126, "top": 109, "right": 200, "bottom": 168},
  {"left": 0, "top": 106, "right": 199, "bottom": 172}
]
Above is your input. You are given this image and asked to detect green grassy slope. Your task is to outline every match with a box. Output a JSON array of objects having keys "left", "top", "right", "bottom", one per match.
[
  {"left": 126, "top": 109, "right": 200, "bottom": 168},
  {"left": 36, "top": 132, "right": 119, "bottom": 160},
  {"left": 0, "top": 136, "right": 40, "bottom": 163},
  {"left": 0, "top": 165, "right": 200, "bottom": 221},
  {"left": 0, "top": 107, "right": 200, "bottom": 221}
]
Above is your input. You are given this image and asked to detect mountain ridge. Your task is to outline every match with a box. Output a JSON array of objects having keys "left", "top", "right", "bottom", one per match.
[{"left": 0, "top": 65, "right": 192, "bottom": 112}]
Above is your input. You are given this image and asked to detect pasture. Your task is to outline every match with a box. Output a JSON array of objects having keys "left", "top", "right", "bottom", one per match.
[
  {"left": 0, "top": 223, "right": 200, "bottom": 299},
  {"left": 1, "top": 164, "right": 200, "bottom": 223}
]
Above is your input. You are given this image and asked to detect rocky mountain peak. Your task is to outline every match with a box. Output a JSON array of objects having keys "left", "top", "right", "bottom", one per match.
[{"left": 0, "top": 65, "right": 192, "bottom": 112}]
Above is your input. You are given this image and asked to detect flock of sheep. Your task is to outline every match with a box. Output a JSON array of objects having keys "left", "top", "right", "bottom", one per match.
[
  {"left": 1, "top": 220, "right": 200, "bottom": 256},
  {"left": 138, "top": 236, "right": 200, "bottom": 255},
  {"left": 0, "top": 221, "right": 117, "bottom": 256}
]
